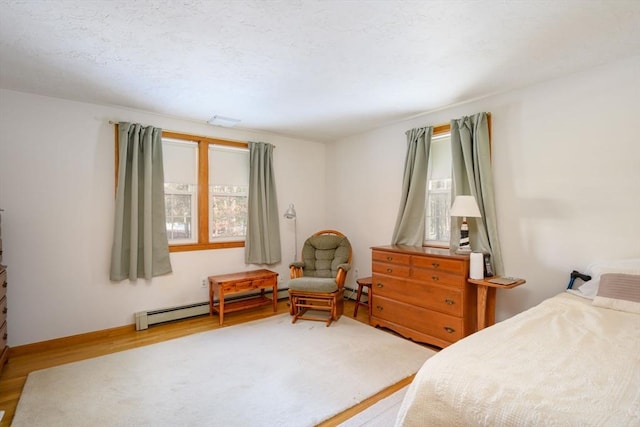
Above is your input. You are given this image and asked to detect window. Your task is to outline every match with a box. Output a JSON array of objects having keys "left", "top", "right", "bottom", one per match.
[
  {"left": 424, "top": 126, "right": 452, "bottom": 247},
  {"left": 163, "top": 139, "right": 198, "bottom": 244},
  {"left": 116, "top": 128, "right": 249, "bottom": 252},
  {"left": 208, "top": 145, "right": 249, "bottom": 242}
]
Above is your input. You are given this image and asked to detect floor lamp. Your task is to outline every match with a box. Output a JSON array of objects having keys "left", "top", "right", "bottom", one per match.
[
  {"left": 283, "top": 203, "right": 297, "bottom": 261},
  {"left": 450, "top": 195, "right": 481, "bottom": 254}
]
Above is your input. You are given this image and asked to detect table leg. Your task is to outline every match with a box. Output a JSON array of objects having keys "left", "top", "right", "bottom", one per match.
[
  {"left": 209, "top": 280, "right": 214, "bottom": 316},
  {"left": 219, "top": 288, "right": 225, "bottom": 326},
  {"left": 486, "top": 287, "right": 497, "bottom": 327},
  {"left": 477, "top": 284, "right": 489, "bottom": 330},
  {"left": 272, "top": 282, "right": 278, "bottom": 312}
]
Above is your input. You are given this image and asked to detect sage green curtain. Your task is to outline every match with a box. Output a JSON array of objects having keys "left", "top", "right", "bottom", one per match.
[
  {"left": 450, "top": 113, "right": 504, "bottom": 275},
  {"left": 245, "top": 142, "right": 281, "bottom": 264},
  {"left": 110, "top": 122, "right": 172, "bottom": 281},
  {"left": 391, "top": 126, "right": 433, "bottom": 245}
]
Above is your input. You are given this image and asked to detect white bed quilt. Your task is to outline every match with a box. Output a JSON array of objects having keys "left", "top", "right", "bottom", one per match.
[{"left": 396, "top": 293, "right": 640, "bottom": 426}]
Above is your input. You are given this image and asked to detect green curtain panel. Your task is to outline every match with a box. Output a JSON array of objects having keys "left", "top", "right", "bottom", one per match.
[
  {"left": 110, "top": 122, "right": 172, "bottom": 281},
  {"left": 391, "top": 126, "right": 433, "bottom": 245},
  {"left": 245, "top": 142, "right": 282, "bottom": 264},
  {"left": 450, "top": 113, "right": 504, "bottom": 275}
]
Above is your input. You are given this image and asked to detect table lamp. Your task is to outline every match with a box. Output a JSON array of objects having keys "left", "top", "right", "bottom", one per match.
[{"left": 450, "top": 195, "right": 481, "bottom": 254}]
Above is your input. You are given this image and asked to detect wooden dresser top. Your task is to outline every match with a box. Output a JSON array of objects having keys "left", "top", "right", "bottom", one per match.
[{"left": 371, "top": 245, "right": 469, "bottom": 261}]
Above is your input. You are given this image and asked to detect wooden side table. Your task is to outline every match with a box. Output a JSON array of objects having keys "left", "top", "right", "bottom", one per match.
[
  {"left": 353, "top": 276, "right": 372, "bottom": 318},
  {"left": 467, "top": 277, "right": 526, "bottom": 330},
  {"left": 208, "top": 269, "right": 278, "bottom": 325}
]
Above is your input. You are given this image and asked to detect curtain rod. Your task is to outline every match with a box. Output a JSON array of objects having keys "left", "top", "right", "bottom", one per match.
[{"left": 108, "top": 121, "right": 275, "bottom": 148}]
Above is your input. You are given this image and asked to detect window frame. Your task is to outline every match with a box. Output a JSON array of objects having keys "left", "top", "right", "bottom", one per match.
[{"left": 114, "top": 126, "right": 249, "bottom": 252}]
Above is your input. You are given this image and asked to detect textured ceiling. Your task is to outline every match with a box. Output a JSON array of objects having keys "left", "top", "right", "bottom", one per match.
[{"left": 1, "top": 0, "right": 639, "bottom": 142}]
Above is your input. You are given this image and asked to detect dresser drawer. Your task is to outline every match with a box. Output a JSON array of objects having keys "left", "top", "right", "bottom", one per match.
[
  {"left": 412, "top": 268, "right": 466, "bottom": 288},
  {"left": 373, "top": 274, "right": 463, "bottom": 316},
  {"left": 372, "top": 250, "right": 411, "bottom": 266},
  {"left": 412, "top": 255, "right": 466, "bottom": 275},
  {"left": 371, "top": 295, "right": 464, "bottom": 343},
  {"left": 372, "top": 261, "right": 410, "bottom": 278}
]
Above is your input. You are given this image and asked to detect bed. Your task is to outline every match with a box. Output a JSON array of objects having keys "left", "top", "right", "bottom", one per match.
[{"left": 395, "top": 261, "right": 640, "bottom": 427}]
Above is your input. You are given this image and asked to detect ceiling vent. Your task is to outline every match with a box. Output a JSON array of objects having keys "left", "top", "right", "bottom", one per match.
[{"left": 207, "top": 115, "right": 241, "bottom": 127}]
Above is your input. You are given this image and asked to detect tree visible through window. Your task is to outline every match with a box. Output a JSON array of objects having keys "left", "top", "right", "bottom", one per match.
[
  {"left": 210, "top": 185, "right": 248, "bottom": 239},
  {"left": 165, "top": 184, "right": 196, "bottom": 241}
]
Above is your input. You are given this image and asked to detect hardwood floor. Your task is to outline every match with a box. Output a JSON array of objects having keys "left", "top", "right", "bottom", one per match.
[{"left": 0, "top": 298, "right": 422, "bottom": 426}]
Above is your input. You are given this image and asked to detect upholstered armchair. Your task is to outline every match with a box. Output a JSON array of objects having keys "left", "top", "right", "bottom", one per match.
[{"left": 288, "top": 230, "right": 352, "bottom": 326}]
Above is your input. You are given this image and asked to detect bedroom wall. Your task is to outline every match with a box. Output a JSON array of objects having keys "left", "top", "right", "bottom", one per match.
[
  {"left": 0, "top": 90, "right": 327, "bottom": 346},
  {"left": 326, "top": 55, "right": 640, "bottom": 321}
]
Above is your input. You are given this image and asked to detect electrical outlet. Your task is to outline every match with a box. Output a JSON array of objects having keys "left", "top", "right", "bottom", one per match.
[
  {"left": 201, "top": 279, "right": 208, "bottom": 288},
  {"left": 354, "top": 268, "right": 359, "bottom": 278}
]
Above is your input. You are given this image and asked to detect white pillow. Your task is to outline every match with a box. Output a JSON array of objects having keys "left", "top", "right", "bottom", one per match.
[{"left": 568, "top": 259, "right": 640, "bottom": 300}]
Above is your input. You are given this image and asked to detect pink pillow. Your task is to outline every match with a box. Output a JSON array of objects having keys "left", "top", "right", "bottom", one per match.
[{"left": 592, "top": 273, "right": 640, "bottom": 313}]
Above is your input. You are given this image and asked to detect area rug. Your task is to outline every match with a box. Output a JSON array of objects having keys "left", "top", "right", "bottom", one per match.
[{"left": 12, "top": 314, "right": 435, "bottom": 427}]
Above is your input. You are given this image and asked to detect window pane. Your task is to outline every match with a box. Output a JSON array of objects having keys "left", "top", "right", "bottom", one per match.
[
  {"left": 210, "top": 186, "right": 248, "bottom": 240},
  {"left": 163, "top": 139, "right": 198, "bottom": 244},
  {"left": 425, "top": 134, "right": 452, "bottom": 245},
  {"left": 425, "top": 179, "right": 452, "bottom": 243},
  {"left": 209, "top": 146, "right": 249, "bottom": 242},
  {"left": 164, "top": 183, "right": 197, "bottom": 243}
]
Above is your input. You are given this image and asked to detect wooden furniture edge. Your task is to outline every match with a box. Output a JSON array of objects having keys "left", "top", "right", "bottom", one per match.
[
  {"left": 468, "top": 277, "right": 526, "bottom": 289},
  {"left": 8, "top": 323, "right": 136, "bottom": 358},
  {"left": 467, "top": 277, "right": 526, "bottom": 330},
  {"left": 371, "top": 317, "right": 451, "bottom": 349}
]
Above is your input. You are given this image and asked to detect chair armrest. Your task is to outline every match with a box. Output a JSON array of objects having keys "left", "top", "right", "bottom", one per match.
[
  {"left": 335, "top": 263, "right": 351, "bottom": 288},
  {"left": 337, "top": 263, "right": 351, "bottom": 272},
  {"left": 289, "top": 262, "right": 305, "bottom": 279}
]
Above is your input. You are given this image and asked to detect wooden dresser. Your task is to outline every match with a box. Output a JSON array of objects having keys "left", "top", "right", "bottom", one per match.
[
  {"left": 0, "top": 209, "right": 7, "bottom": 372},
  {"left": 370, "top": 245, "right": 476, "bottom": 348}
]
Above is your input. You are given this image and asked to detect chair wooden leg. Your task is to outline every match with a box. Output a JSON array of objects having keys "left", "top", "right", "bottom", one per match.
[{"left": 354, "top": 283, "right": 363, "bottom": 317}]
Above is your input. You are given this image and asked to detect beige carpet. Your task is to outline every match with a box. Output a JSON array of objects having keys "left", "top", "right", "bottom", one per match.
[{"left": 12, "top": 313, "right": 435, "bottom": 427}]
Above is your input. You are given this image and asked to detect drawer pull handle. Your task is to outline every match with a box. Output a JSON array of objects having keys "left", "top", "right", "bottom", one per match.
[
  {"left": 2, "top": 282, "right": 6, "bottom": 288},
  {"left": 432, "top": 262, "right": 440, "bottom": 268},
  {"left": 432, "top": 276, "right": 439, "bottom": 281},
  {"left": 444, "top": 299, "right": 454, "bottom": 305},
  {"left": 376, "top": 283, "right": 384, "bottom": 288},
  {"left": 2, "top": 307, "right": 6, "bottom": 314},
  {"left": 386, "top": 268, "right": 393, "bottom": 273},
  {"left": 444, "top": 327, "right": 455, "bottom": 334},
  {"left": 376, "top": 305, "right": 384, "bottom": 311},
  {"left": 2, "top": 333, "right": 6, "bottom": 340},
  {"left": 386, "top": 256, "right": 393, "bottom": 261}
]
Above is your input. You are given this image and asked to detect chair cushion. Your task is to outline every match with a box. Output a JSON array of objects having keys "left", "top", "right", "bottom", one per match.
[
  {"left": 300, "top": 234, "right": 351, "bottom": 278},
  {"left": 289, "top": 277, "right": 339, "bottom": 293}
]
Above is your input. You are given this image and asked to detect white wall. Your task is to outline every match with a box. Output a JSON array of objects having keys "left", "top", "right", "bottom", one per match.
[
  {"left": 0, "top": 90, "right": 326, "bottom": 346},
  {"left": 327, "top": 55, "right": 640, "bottom": 321}
]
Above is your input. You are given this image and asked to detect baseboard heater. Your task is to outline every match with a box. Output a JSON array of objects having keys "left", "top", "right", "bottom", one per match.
[{"left": 134, "top": 289, "right": 289, "bottom": 331}]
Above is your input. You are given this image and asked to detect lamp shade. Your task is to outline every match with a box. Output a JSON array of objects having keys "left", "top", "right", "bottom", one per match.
[
  {"left": 283, "top": 203, "right": 297, "bottom": 219},
  {"left": 450, "top": 195, "right": 481, "bottom": 218}
]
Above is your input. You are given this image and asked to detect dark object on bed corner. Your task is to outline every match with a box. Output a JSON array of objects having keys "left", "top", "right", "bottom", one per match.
[{"left": 566, "top": 270, "right": 592, "bottom": 289}]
